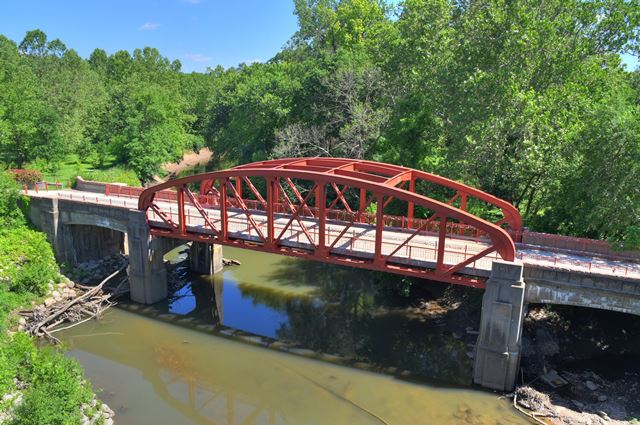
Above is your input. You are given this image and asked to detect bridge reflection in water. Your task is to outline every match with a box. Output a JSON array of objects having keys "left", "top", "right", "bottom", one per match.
[{"left": 59, "top": 246, "right": 529, "bottom": 425}]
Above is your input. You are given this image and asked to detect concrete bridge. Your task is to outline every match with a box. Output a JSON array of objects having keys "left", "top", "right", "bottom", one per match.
[{"left": 25, "top": 160, "right": 640, "bottom": 393}]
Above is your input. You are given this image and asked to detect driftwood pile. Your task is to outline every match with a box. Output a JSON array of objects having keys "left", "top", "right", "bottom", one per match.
[
  {"left": 18, "top": 260, "right": 129, "bottom": 344},
  {"left": 223, "top": 258, "right": 241, "bottom": 266}
]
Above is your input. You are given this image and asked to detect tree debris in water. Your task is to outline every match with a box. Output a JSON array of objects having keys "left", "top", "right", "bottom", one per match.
[{"left": 18, "top": 257, "right": 129, "bottom": 343}]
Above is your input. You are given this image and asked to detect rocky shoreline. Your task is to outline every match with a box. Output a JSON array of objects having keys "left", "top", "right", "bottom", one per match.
[
  {"left": 5, "top": 255, "right": 128, "bottom": 424},
  {"left": 411, "top": 287, "right": 640, "bottom": 424}
]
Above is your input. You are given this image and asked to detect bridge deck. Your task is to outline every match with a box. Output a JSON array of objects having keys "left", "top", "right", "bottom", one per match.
[{"left": 29, "top": 190, "right": 640, "bottom": 281}]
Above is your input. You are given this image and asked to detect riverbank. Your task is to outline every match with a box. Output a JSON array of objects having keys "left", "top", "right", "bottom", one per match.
[
  {"left": 408, "top": 285, "right": 640, "bottom": 424},
  {"left": 0, "top": 173, "right": 114, "bottom": 424},
  {"left": 516, "top": 305, "right": 640, "bottom": 424}
]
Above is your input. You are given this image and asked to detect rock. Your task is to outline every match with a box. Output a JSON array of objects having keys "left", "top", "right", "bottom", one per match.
[
  {"left": 585, "top": 380, "right": 599, "bottom": 391},
  {"left": 596, "top": 410, "right": 610, "bottom": 421},
  {"left": 541, "top": 369, "right": 569, "bottom": 388},
  {"left": 597, "top": 395, "right": 607, "bottom": 402},
  {"left": 101, "top": 403, "right": 114, "bottom": 417},
  {"left": 104, "top": 418, "right": 114, "bottom": 425},
  {"left": 18, "top": 317, "right": 26, "bottom": 326},
  {"left": 51, "top": 290, "right": 61, "bottom": 299},
  {"left": 573, "top": 400, "right": 585, "bottom": 409},
  {"left": 44, "top": 298, "right": 55, "bottom": 307},
  {"left": 66, "top": 281, "right": 75, "bottom": 289}
]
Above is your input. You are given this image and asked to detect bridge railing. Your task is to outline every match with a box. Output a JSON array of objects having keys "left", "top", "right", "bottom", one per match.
[
  {"left": 517, "top": 250, "right": 639, "bottom": 279},
  {"left": 519, "top": 231, "right": 640, "bottom": 262}
]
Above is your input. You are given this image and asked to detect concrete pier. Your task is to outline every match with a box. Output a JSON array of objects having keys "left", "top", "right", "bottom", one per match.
[
  {"left": 473, "top": 260, "right": 526, "bottom": 391},
  {"left": 189, "top": 242, "right": 223, "bottom": 275}
]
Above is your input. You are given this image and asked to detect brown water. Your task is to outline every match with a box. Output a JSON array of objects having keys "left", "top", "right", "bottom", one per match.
[{"left": 59, "top": 246, "right": 530, "bottom": 425}]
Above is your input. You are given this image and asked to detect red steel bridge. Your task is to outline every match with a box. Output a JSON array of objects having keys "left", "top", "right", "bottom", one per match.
[{"left": 135, "top": 158, "right": 523, "bottom": 288}]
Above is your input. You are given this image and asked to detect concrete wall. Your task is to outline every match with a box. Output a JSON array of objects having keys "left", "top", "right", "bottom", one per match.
[
  {"left": 524, "top": 265, "right": 640, "bottom": 316},
  {"left": 66, "top": 225, "right": 124, "bottom": 263}
]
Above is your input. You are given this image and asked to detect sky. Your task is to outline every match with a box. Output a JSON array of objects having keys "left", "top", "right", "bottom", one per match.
[
  {"left": 0, "top": 0, "right": 637, "bottom": 73},
  {"left": 0, "top": 0, "right": 299, "bottom": 73}
]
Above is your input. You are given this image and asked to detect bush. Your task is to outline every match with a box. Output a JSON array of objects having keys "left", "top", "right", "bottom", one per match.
[
  {"left": 0, "top": 333, "right": 93, "bottom": 425},
  {"left": 9, "top": 169, "right": 42, "bottom": 187},
  {"left": 0, "top": 172, "right": 26, "bottom": 228},
  {"left": 11, "top": 346, "right": 92, "bottom": 425},
  {"left": 0, "top": 228, "right": 59, "bottom": 295}
]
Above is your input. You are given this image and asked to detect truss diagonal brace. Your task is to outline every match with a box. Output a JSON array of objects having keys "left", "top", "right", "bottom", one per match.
[
  {"left": 226, "top": 180, "right": 267, "bottom": 242},
  {"left": 183, "top": 187, "right": 219, "bottom": 234}
]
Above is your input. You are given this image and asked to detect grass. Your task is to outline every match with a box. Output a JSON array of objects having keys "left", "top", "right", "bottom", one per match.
[{"left": 28, "top": 154, "right": 141, "bottom": 187}]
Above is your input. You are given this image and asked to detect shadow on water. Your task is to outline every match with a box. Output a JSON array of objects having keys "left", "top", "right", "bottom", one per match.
[{"left": 138, "top": 247, "right": 477, "bottom": 387}]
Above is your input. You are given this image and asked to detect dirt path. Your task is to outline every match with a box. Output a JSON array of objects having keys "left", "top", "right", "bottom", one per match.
[{"left": 162, "top": 148, "right": 212, "bottom": 179}]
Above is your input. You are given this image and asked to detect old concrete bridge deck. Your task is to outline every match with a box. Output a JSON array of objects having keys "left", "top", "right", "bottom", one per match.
[{"left": 26, "top": 184, "right": 640, "bottom": 392}]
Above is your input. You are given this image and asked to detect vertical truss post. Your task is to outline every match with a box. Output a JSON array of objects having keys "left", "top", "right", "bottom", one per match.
[
  {"left": 220, "top": 178, "right": 228, "bottom": 242},
  {"left": 317, "top": 182, "right": 326, "bottom": 255},
  {"left": 178, "top": 185, "right": 186, "bottom": 234},
  {"left": 359, "top": 187, "right": 367, "bottom": 223},
  {"left": 235, "top": 177, "right": 242, "bottom": 204},
  {"left": 437, "top": 215, "right": 447, "bottom": 270},
  {"left": 274, "top": 178, "right": 281, "bottom": 213},
  {"left": 266, "top": 177, "right": 275, "bottom": 248},
  {"left": 408, "top": 175, "right": 415, "bottom": 228},
  {"left": 374, "top": 194, "right": 384, "bottom": 262}
]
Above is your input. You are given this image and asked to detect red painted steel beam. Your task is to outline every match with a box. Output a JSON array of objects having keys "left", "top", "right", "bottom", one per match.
[
  {"left": 140, "top": 166, "right": 516, "bottom": 262},
  {"left": 222, "top": 158, "right": 523, "bottom": 238}
]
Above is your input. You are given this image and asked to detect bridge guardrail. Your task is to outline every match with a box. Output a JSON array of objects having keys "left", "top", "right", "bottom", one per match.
[{"left": 518, "top": 231, "right": 640, "bottom": 262}]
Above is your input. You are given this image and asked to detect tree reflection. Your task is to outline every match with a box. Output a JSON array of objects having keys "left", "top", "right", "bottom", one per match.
[{"left": 219, "top": 259, "right": 476, "bottom": 385}]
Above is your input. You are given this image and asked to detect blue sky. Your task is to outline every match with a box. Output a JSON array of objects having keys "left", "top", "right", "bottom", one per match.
[
  {"left": 0, "top": 0, "right": 299, "bottom": 73},
  {"left": 0, "top": 1, "right": 637, "bottom": 73}
]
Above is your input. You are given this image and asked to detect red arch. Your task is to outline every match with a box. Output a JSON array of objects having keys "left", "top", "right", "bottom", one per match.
[
  {"left": 231, "top": 158, "right": 522, "bottom": 237},
  {"left": 138, "top": 158, "right": 520, "bottom": 288}
]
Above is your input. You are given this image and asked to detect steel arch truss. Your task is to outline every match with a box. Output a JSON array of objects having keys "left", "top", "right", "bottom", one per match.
[{"left": 138, "top": 158, "right": 520, "bottom": 288}]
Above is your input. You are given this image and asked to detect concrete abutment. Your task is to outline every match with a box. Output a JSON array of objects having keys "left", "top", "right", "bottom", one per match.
[
  {"left": 29, "top": 197, "right": 225, "bottom": 305},
  {"left": 473, "top": 260, "right": 527, "bottom": 392}
]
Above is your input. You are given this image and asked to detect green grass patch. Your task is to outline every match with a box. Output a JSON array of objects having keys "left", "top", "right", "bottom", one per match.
[{"left": 27, "top": 154, "right": 141, "bottom": 187}]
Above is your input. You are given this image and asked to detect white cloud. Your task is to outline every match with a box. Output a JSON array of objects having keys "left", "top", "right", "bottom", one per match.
[
  {"left": 139, "top": 22, "right": 160, "bottom": 31},
  {"left": 184, "top": 53, "right": 212, "bottom": 62}
]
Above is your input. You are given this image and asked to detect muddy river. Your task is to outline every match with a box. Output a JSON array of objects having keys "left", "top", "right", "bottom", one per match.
[{"left": 58, "top": 246, "right": 530, "bottom": 424}]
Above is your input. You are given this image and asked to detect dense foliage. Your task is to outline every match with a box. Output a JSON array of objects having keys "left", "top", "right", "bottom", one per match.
[
  {"left": 0, "top": 0, "right": 639, "bottom": 245},
  {"left": 0, "top": 172, "right": 95, "bottom": 424}
]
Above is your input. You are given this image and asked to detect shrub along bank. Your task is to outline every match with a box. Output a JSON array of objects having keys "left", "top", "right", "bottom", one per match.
[{"left": 0, "top": 171, "right": 100, "bottom": 424}]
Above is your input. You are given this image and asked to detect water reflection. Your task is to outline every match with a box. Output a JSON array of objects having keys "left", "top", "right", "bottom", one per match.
[{"left": 163, "top": 248, "right": 474, "bottom": 385}]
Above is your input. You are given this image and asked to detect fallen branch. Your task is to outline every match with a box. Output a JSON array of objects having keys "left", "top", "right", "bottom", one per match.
[
  {"left": 31, "top": 260, "right": 128, "bottom": 340},
  {"left": 513, "top": 393, "right": 547, "bottom": 425}
]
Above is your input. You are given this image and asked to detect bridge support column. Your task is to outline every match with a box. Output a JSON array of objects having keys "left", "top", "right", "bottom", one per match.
[
  {"left": 189, "top": 242, "right": 223, "bottom": 275},
  {"left": 126, "top": 210, "right": 168, "bottom": 304},
  {"left": 473, "top": 260, "right": 526, "bottom": 392}
]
